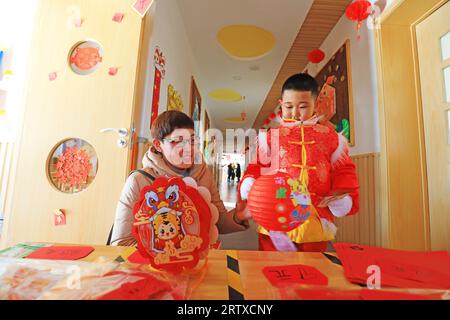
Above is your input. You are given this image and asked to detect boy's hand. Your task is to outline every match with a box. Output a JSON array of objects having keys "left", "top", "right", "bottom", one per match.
[
  {"left": 239, "top": 177, "right": 256, "bottom": 200},
  {"left": 317, "top": 193, "right": 350, "bottom": 208},
  {"left": 319, "top": 194, "right": 353, "bottom": 218}
]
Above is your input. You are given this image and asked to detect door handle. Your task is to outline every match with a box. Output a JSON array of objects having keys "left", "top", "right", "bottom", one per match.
[
  {"left": 99, "top": 127, "right": 129, "bottom": 138},
  {"left": 100, "top": 127, "right": 130, "bottom": 148}
]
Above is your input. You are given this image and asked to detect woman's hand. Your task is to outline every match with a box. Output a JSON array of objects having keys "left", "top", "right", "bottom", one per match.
[{"left": 234, "top": 193, "right": 252, "bottom": 224}]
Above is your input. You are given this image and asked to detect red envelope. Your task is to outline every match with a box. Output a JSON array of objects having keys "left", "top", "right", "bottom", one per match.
[
  {"left": 25, "top": 246, "right": 94, "bottom": 260},
  {"left": 360, "top": 289, "right": 435, "bottom": 300},
  {"left": 291, "top": 289, "right": 437, "bottom": 300},
  {"left": 263, "top": 264, "right": 328, "bottom": 287},
  {"left": 293, "top": 288, "right": 362, "bottom": 300},
  {"left": 335, "top": 243, "right": 450, "bottom": 290},
  {"left": 127, "top": 250, "right": 150, "bottom": 264},
  {"left": 98, "top": 272, "right": 172, "bottom": 300}
]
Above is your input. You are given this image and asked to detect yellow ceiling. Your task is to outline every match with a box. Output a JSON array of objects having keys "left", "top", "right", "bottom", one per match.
[{"left": 217, "top": 25, "right": 276, "bottom": 59}]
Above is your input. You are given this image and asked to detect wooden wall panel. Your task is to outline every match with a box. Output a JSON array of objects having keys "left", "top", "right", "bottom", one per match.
[{"left": 334, "top": 153, "right": 381, "bottom": 247}]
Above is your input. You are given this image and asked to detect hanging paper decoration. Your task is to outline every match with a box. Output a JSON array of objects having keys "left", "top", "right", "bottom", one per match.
[
  {"left": 112, "top": 13, "right": 125, "bottom": 23},
  {"left": 240, "top": 112, "right": 247, "bottom": 121},
  {"left": 247, "top": 172, "right": 312, "bottom": 232},
  {"left": 132, "top": 177, "right": 219, "bottom": 273},
  {"left": 269, "top": 112, "right": 276, "bottom": 120},
  {"left": 345, "top": 0, "right": 372, "bottom": 37},
  {"left": 132, "top": 0, "right": 154, "bottom": 18},
  {"left": 308, "top": 49, "right": 325, "bottom": 64},
  {"left": 70, "top": 47, "right": 102, "bottom": 71},
  {"left": 150, "top": 47, "right": 166, "bottom": 128},
  {"left": 167, "top": 84, "right": 184, "bottom": 112},
  {"left": 54, "top": 209, "right": 67, "bottom": 226},
  {"left": 316, "top": 75, "right": 337, "bottom": 123},
  {"left": 55, "top": 147, "right": 93, "bottom": 187},
  {"left": 263, "top": 119, "right": 270, "bottom": 126},
  {"left": 48, "top": 72, "right": 57, "bottom": 81},
  {"left": 73, "top": 17, "right": 83, "bottom": 28},
  {"left": 108, "top": 67, "right": 118, "bottom": 76}
]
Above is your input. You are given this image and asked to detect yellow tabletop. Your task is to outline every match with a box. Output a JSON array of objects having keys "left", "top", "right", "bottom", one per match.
[
  {"left": 7, "top": 243, "right": 446, "bottom": 300},
  {"left": 77, "top": 244, "right": 359, "bottom": 300}
]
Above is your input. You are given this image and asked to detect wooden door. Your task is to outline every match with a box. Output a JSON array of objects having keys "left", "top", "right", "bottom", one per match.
[
  {"left": 416, "top": 1, "right": 450, "bottom": 251},
  {"left": 2, "top": 0, "right": 145, "bottom": 246}
]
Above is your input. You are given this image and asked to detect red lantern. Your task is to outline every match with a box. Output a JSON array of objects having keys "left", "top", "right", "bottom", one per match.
[
  {"left": 346, "top": 0, "right": 372, "bottom": 32},
  {"left": 269, "top": 112, "right": 276, "bottom": 120},
  {"left": 307, "top": 49, "right": 325, "bottom": 64},
  {"left": 247, "top": 172, "right": 311, "bottom": 232},
  {"left": 263, "top": 119, "right": 270, "bottom": 125}
]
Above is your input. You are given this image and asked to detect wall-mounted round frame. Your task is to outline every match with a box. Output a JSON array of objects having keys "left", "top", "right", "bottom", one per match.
[
  {"left": 68, "top": 40, "right": 104, "bottom": 75},
  {"left": 47, "top": 138, "right": 98, "bottom": 193}
]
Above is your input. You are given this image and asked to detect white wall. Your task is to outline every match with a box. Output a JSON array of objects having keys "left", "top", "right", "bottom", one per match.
[
  {"left": 138, "top": 0, "right": 201, "bottom": 140},
  {"left": 0, "top": 1, "right": 38, "bottom": 142},
  {"left": 305, "top": 1, "right": 388, "bottom": 156}
]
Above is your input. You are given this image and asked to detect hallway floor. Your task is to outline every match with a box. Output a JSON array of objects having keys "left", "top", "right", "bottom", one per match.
[{"left": 218, "top": 179, "right": 259, "bottom": 251}]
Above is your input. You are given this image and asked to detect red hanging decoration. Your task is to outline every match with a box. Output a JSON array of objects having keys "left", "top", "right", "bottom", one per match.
[
  {"left": 307, "top": 49, "right": 325, "bottom": 64},
  {"left": 263, "top": 119, "right": 270, "bottom": 125},
  {"left": 269, "top": 112, "right": 276, "bottom": 120},
  {"left": 70, "top": 47, "right": 102, "bottom": 71},
  {"left": 132, "top": 177, "right": 217, "bottom": 273},
  {"left": 150, "top": 47, "right": 166, "bottom": 128},
  {"left": 241, "top": 112, "right": 247, "bottom": 120},
  {"left": 345, "top": 0, "right": 372, "bottom": 37}
]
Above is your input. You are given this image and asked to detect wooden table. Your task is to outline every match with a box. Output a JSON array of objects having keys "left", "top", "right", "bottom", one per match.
[
  {"left": 6, "top": 244, "right": 446, "bottom": 300},
  {"left": 77, "top": 245, "right": 360, "bottom": 300}
]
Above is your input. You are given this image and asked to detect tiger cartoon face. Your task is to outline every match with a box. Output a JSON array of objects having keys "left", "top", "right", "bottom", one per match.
[{"left": 153, "top": 213, "right": 182, "bottom": 241}]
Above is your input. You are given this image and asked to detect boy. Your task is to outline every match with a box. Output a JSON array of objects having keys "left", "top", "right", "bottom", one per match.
[{"left": 239, "top": 73, "right": 359, "bottom": 252}]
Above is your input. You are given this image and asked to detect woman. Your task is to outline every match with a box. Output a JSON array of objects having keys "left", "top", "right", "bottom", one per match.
[
  {"left": 227, "top": 163, "right": 233, "bottom": 183},
  {"left": 111, "top": 111, "right": 250, "bottom": 246}
]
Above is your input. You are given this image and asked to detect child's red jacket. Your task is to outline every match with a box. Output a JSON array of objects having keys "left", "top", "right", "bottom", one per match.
[{"left": 241, "top": 118, "right": 359, "bottom": 244}]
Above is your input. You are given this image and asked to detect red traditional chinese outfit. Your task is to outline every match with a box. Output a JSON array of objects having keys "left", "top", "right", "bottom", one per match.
[{"left": 240, "top": 117, "right": 359, "bottom": 251}]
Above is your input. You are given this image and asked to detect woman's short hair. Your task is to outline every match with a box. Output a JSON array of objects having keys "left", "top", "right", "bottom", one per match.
[{"left": 151, "top": 111, "right": 195, "bottom": 140}]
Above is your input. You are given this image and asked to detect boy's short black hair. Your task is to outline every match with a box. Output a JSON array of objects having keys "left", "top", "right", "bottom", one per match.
[
  {"left": 281, "top": 73, "right": 319, "bottom": 98},
  {"left": 151, "top": 110, "right": 194, "bottom": 140}
]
